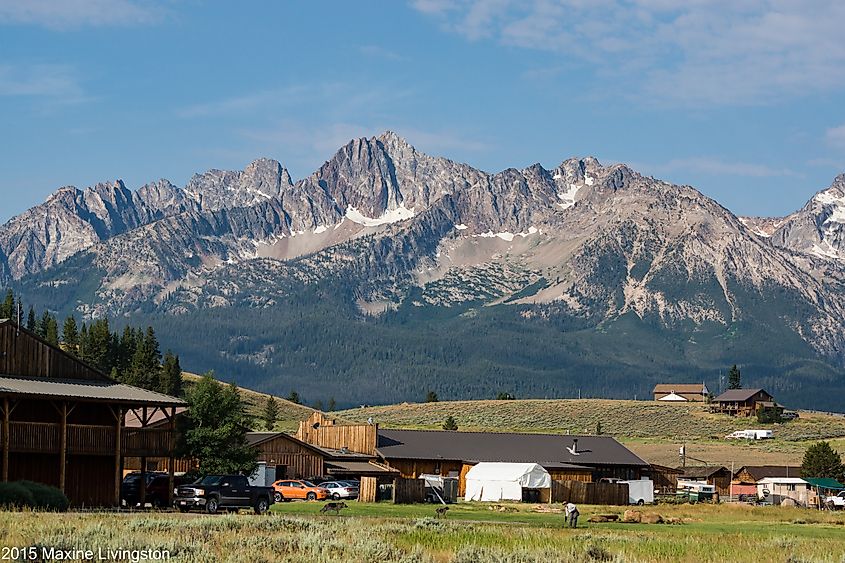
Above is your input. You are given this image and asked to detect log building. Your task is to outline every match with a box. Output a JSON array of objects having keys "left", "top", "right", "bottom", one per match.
[{"left": 0, "top": 319, "right": 185, "bottom": 506}]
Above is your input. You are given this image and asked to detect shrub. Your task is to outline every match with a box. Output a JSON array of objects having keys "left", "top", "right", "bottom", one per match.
[
  {"left": 18, "top": 481, "right": 69, "bottom": 511},
  {"left": 0, "top": 482, "right": 35, "bottom": 508}
]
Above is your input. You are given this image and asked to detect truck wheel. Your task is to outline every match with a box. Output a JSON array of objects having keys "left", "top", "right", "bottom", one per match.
[
  {"left": 206, "top": 497, "right": 219, "bottom": 514},
  {"left": 332, "top": 493, "right": 340, "bottom": 500},
  {"left": 306, "top": 492, "right": 317, "bottom": 501},
  {"left": 274, "top": 491, "right": 283, "bottom": 503},
  {"left": 254, "top": 497, "right": 270, "bottom": 515}
]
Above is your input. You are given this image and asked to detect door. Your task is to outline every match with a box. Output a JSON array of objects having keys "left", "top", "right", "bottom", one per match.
[{"left": 275, "top": 465, "right": 287, "bottom": 481}]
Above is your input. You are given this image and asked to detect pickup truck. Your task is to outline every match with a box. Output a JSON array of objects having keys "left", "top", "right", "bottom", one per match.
[
  {"left": 824, "top": 491, "right": 845, "bottom": 510},
  {"left": 173, "top": 475, "right": 274, "bottom": 514}
]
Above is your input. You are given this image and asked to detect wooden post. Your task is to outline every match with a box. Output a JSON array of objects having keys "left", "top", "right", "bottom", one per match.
[
  {"left": 167, "top": 406, "right": 175, "bottom": 507},
  {"left": 59, "top": 402, "right": 67, "bottom": 493},
  {"left": 114, "top": 407, "right": 123, "bottom": 507},
  {"left": 2, "top": 398, "right": 9, "bottom": 482},
  {"left": 139, "top": 407, "right": 147, "bottom": 507}
]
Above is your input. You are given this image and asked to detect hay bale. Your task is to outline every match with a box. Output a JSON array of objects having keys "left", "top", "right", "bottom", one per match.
[
  {"left": 641, "top": 513, "right": 664, "bottom": 524},
  {"left": 588, "top": 514, "right": 620, "bottom": 523},
  {"left": 622, "top": 510, "right": 642, "bottom": 523}
]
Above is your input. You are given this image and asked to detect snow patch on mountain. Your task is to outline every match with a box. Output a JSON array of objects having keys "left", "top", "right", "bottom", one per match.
[{"left": 345, "top": 205, "right": 415, "bottom": 227}]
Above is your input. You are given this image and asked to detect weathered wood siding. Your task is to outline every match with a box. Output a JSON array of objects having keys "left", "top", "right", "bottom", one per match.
[
  {"left": 253, "top": 434, "right": 325, "bottom": 479},
  {"left": 393, "top": 477, "right": 425, "bottom": 504},
  {"left": 548, "top": 469, "right": 592, "bottom": 483},
  {"left": 9, "top": 452, "right": 116, "bottom": 507},
  {"left": 0, "top": 323, "right": 105, "bottom": 381},
  {"left": 384, "top": 459, "right": 463, "bottom": 480},
  {"left": 359, "top": 476, "right": 378, "bottom": 502},
  {"left": 551, "top": 480, "right": 629, "bottom": 505},
  {"left": 296, "top": 412, "right": 376, "bottom": 456}
]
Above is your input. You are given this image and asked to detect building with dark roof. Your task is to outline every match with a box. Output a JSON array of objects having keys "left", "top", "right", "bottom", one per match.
[
  {"left": 712, "top": 388, "right": 775, "bottom": 416},
  {"left": 734, "top": 465, "right": 802, "bottom": 482},
  {"left": 376, "top": 429, "right": 649, "bottom": 496},
  {"left": 0, "top": 319, "right": 184, "bottom": 506},
  {"left": 652, "top": 384, "right": 709, "bottom": 402},
  {"left": 679, "top": 465, "right": 733, "bottom": 496}
]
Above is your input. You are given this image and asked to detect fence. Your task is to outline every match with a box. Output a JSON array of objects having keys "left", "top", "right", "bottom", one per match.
[
  {"left": 552, "top": 480, "right": 629, "bottom": 505},
  {"left": 393, "top": 477, "right": 425, "bottom": 504}
]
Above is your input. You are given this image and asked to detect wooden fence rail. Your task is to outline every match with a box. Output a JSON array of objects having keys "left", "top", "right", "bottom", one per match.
[
  {"left": 552, "top": 480, "right": 629, "bottom": 505},
  {"left": 393, "top": 477, "right": 425, "bottom": 504},
  {"left": 2, "top": 422, "right": 174, "bottom": 457}
]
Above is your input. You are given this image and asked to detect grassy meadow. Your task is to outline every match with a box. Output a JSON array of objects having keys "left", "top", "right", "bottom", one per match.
[{"left": 2, "top": 503, "right": 845, "bottom": 562}]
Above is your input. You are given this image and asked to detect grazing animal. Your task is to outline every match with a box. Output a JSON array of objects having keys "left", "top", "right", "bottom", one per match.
[
  {"left": 435, "top": 506, "right": 449, "bottom": 518},
  {"left": 320, "top": 501, "right": 348, "bottom": 515}
]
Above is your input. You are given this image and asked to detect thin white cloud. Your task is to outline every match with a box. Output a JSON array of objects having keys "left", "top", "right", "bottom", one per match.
[
  {"left": 648, "top": 156, "right": 797, "bottom": 178},
  {"left": 359, "top": 45, "right": 406, "bottom": 61},
  {"left": 826, "top": 123, "right": 845, "bottom": 150},
  {"left": 0, "top": 64, "right": 83, "bottom": 98},
  {"left": 0, "top": 0, "right": 159, "bottom": 29},
  {"left": 412, "top": 0, "right": 845, "bottom": 106}
]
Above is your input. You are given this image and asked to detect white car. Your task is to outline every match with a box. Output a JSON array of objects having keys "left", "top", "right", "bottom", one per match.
[{"left": 318, "top": 481, "right": 359, "bottom": 500}]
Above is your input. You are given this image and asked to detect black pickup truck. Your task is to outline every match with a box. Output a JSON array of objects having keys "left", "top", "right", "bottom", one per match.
[{"left": 173, "top": 475, "right": 274, "bottom": 514}]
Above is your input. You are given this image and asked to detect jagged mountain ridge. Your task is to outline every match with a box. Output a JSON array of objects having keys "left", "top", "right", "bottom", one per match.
[{"left": 4, "top": 132, "right": 845, "bottom": 407}]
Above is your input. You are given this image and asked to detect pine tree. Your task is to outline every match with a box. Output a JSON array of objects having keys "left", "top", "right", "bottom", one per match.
[
  {"left": 328, "top": 397, "right": 337, "bottom": 411},
  {"left": 45, "top": 315, "right": 59, "bottom": 346},
  {"left": 728, "top": 365, "right": 742, "bottom": 389},
  {"left": 801, "top": 441, "right": 845, "bottom": 481},
  {"left": 37, "top": 311, "right": 51, "bottom": 338},
  {"left": 127, "top": 327, "right": 162, "bottom": 390},
  {"left": 26, "top": 307, "right": 36, "bottom": 331},
  {"left": 442, "top": 415, "right": 458, "bottom": 431},
  {"left": 262, "top": 396, "right": 279, "bottom": 430},
  {"left": 161, "top": 351, "right": 183, "bottom": 396},
  {"left": 286, "top": 391, "right": 301, "bottom": 405},
  {"left": 425, "top": 390, "right": 439, "bottom": 403},
  {"left": 62, "top": 316, "right": 80, "bottom": 354},
  {"left": 596, "top": 421, "right": 603, "bottom": 435},
  {"left": 85, "top": 319, "right": 113, "bottom": 374},
  {"left": 0, "top": 289, "right": 13, "bottom": 319}
]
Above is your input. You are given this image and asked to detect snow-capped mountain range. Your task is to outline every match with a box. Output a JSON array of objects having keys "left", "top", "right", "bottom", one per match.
[{"left": 2, "top": 132, "right": 844, "bottom": 406}]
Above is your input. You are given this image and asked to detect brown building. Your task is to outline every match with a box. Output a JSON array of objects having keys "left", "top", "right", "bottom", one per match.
[
  {"left": 712, "top": 388, "right": 775, "bottom": 416},
  {"left": 679, "top": 465, "right": 732, "bottom": 497},
  {"left": 375, "top": 429, "right": 650, "bottom": 497},
  {"left": 0, "top": 319, "right": 184, "bottom": 507},
  {"left": 650, "top": 464, "right": 685, "bottom": 493},
  {"left": 652, "top": 384, "right": 709, "bottom": 402},
  {"left": 245, "top": 431, "right": 397, "bottom": 484}
]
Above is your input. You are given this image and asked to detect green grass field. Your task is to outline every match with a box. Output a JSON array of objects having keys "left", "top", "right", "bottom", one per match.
[{"left": 2, "top": 503, "right": 845, "bottom": 562}]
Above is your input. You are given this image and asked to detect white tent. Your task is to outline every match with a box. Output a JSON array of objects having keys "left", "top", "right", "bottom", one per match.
[{"left": 465, "top": 462, "right": 552, "bottom": 502}]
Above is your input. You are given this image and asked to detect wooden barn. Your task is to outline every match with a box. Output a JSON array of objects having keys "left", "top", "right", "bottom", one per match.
[
  {"left": 0, "top": 319, "right": 185, "bottom": 507},
  {"left": 375, "top": 429, "right": 650, "bottom": 497},
  {"left": 652, "top": 383, "right": 709, "bottom": 402}
]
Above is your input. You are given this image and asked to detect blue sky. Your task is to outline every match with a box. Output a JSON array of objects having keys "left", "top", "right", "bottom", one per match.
[{"left": 1, "top": 0, "right": 844, "bottom": 223}]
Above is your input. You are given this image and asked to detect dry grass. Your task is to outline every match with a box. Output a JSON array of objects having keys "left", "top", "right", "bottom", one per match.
[
  {"left": 2, "top": 503, "right": 845, "bottom": 562},
  {"left": 182, "top": 372, "right": 315, "bottom": 432}
]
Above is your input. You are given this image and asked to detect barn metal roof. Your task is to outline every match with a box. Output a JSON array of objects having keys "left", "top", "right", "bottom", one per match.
[
  {"left": 0, "top": 374, "right": 185, "bottom": 406},
  {"left": 376, "top": 429, "right": 648, "bottom": 468}
]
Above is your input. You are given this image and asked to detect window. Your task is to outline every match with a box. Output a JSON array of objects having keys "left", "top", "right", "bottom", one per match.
[{"left": 788, "top": 484, "right": 796, "bottom": 491}]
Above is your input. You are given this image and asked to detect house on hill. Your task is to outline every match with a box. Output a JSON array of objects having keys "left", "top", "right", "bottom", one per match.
[
  {"left": 0, "top": 319, "right": 184, "bottom": 507},
  {"left": 652, "top": 384, "right": 709, "bottom": 402},
  {"left": 712, "top": 388, "right": 777, "bottom": 417}
]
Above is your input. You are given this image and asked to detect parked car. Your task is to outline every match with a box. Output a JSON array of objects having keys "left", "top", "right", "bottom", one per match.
[
  {"left": 781, "top": 411, "right": 800, "bottom": 421},
  {"left": 825, "top": 491, "right": 845, "bottom": 510},
  {"left": 173, "top": 475, "right": 274, "bottom": 514},
  {"left": 121, "top": 472, "right": 191, "bottom": 508},
  {"left": 272, "top": 480, "right": 330, "bottom": 502},
  {"left": 318, "top": 481, "right": 359, "bottom": 500}
]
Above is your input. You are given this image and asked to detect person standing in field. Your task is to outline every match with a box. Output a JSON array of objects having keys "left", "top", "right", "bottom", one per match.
[{"left": 565, "top": 501, "right": 579, "bottom": 528}]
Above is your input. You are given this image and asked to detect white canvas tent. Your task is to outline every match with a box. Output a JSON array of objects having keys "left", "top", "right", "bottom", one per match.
[{"left": 465, "top": 462, "right": 551, "bottom": 501}]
